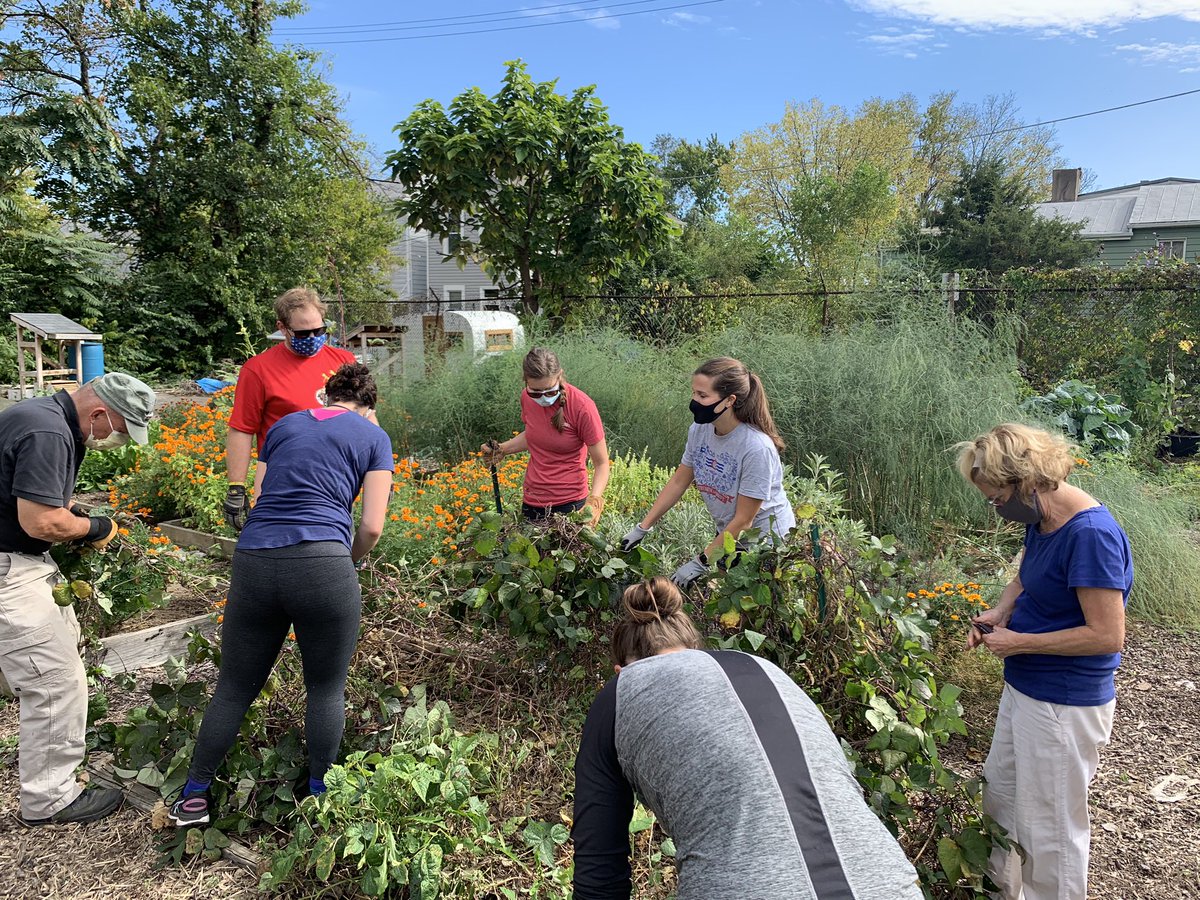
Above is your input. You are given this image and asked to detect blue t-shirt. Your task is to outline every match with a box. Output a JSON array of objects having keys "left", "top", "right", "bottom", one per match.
[
  {"left": 237, "top": 409, "right": 393, "bottom": 551},
  {"left": 1004, "top": 506, "right": 1133, "bottom": 706}
]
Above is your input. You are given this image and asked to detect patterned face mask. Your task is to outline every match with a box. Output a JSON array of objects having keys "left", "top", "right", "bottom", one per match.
[{"left": 288, "top": 333, "right": 327, "bottom": 357}]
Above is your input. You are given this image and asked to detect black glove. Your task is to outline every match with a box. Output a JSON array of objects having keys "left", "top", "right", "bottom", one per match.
[
  {"left": 82, "top": 516, "right": 119, "bottom": 552},
  {"left": 224, "top": 484, "right": 248, "bottom": 532},
  {"left": 69, "top": 504, "right": 90, "bottom": 519}
]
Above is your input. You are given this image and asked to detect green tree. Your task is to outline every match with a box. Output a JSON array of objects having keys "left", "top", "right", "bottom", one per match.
[
  {"left": 904, "top": 156, "right": 1092, "bottom": 274},
  {"left": 3, "top": 0, "right": 397, "bottom": 372},
  {"left": 387, "top": 59, "right": 676, "bottom": 316},
  {"left": 650, "top": 133, "right": 732, "bottom": 223}
]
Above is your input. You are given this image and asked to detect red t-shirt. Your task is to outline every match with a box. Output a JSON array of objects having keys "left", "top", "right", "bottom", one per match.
[
  {"left": 520, "top": 383, "right": 605, "bottom": 507},
  {"left": 228, "top": 342, "right": 356, "bottom": 448}
]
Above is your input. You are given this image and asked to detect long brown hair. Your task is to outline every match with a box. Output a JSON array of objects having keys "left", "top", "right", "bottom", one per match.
[
  {"left": 523, "top": 347, "right": 567, "bottom": 432},
  {"left": 610, "top": 577, "right": 704, "bottom": 667},
  {"left": 694, "top": 357, "right": 784, "bottom": 451}
]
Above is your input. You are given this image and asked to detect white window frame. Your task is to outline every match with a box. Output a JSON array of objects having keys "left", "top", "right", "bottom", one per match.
[
  {"left": 443, "top": 284, "right": 465, "bottom": 311},
  {"left": 1157, "top": 238, "right": 1187, "bottom": 259},
  {"left": 480, "top": 287, "right": 502, "bottom": 301}
]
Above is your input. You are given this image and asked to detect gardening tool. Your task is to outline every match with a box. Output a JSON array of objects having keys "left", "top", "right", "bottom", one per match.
[{"left": 486, "top": 440, "right": 504, "bottom": 515}]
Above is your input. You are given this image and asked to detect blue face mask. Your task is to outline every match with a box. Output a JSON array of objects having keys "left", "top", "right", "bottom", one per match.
[
  {"left": 288, "top": 333, "right": 327, "bottom": 357},
  {"left": 532, "top": 390, "right": 560, "bottom": 408}
]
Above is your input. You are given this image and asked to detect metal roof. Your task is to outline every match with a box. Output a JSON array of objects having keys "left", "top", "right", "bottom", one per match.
[
  {"left": 1035, "top": 180, "right": 1200, "bottom": 238},
  {"left": 1034, "top": 196, "right": 1137, "bottom": 238},
  {"left": 10, "top": 313, "right": 103, "bottom": 340}
]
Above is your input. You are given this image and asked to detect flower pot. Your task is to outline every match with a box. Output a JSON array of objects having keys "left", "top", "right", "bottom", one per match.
[{"left": 1166, "top": 430, "right": 1200, "bottom": 458}]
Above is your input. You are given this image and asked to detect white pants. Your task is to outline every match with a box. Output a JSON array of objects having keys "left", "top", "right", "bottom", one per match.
[
  {"left": 0, "top": 552, "right": 87, "bottom": 819},
  {"left": 984, "top": 684, "right": 1114, "bottom": 900}
]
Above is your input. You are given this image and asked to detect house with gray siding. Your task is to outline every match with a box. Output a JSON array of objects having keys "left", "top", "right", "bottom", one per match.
[
  {"left": 1035, "top": 171, "right": 1200, "bottom": 266},
  {"left": 369, "top": 180, "right": 510, "bottom": 311}
]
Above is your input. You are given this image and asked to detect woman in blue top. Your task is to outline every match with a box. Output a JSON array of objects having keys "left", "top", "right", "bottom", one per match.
[
  {"left": 955, "top": 423, "right": 1132, "bottom": 900},
  {"left": 170, "top": 363, "right": 393, "bottom": 826}
]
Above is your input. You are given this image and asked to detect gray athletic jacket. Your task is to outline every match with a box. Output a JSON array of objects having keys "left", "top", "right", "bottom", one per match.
[{"left": 572, "top": 649, "right": 923, "bottom": 899}]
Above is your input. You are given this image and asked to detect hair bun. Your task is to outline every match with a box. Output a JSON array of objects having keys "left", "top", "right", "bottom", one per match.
[{"left": 621, "top": 576, "right": 683, "bottom": 623}]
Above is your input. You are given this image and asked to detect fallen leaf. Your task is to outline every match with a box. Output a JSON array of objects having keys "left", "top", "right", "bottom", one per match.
[
  {"left": 1149, "top": 774, "right": 1200, "bottom": 803},
  {"left": 150, "top": 801, "right": 171, "bottom": 830},
  {"left": 1135, "top": 681, "right": 1152, "bottom": 691}
]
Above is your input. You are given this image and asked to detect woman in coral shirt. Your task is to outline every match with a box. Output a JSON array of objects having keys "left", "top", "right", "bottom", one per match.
[{"left": 482, "top": 348, "right": 610, "bottom": 526}]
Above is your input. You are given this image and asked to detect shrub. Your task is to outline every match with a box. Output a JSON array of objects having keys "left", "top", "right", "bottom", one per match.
[{"left": 1021, "top": 380, "right": 1140, "bottom": 455}]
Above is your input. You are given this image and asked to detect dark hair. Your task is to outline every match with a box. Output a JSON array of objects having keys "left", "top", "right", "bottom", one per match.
[
  {"left": 694, "top": 357, "right": 784, "bottom": 451},
  {"left": 523, "top": 347, "right": 567, "bottom": 432},
  {"left": 325, "top": 363, "right": 378, "bottom": 409},
  {"left": 610, "top": 577, "right": 704, "bottom": 667}
]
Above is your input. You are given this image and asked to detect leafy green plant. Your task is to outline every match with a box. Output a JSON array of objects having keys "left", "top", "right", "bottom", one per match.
[
  {"left": 264, "top": 687, "right": 501, "bottom": 898},
  {"left": 452, "top": 513, "right": 659, "bottom": 651},
  {"left": 1021, "top": 379, "right": 1140, "bottom": 455},
  {"left": 75, "top": 439, "right": 145, "bottom": 492}
]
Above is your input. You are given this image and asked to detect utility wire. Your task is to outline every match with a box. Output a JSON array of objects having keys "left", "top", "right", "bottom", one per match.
[
  {"left": 272, "top": 0, "right": 652, "bottom": 34},
  {"left": 682, "top": 87, "right": 1200, "bottom": 185},
  {"left": 275, "top": 0, "right": 726, "bottom": 45}
]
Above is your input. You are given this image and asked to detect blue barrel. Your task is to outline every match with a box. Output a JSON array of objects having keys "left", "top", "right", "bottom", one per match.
[{"left": 81, "top": 342, "right": 105, "bottom": 383}]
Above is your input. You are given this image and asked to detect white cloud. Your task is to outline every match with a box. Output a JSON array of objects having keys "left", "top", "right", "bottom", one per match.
[
  {"left": 850, "top": 1, "right": 1200, "bottom": 31},
  {"left": 1118, "top": 39, "right": 1200, "bottom": 71},
  {"left": 862, "top": 27, "right": 939, "bottom": 56},
  {"left": 664, "top": 11, "right": 712, "bottom": 26},
  {"left": 576, "top": 7, "right": 621, "bottom": 30}
]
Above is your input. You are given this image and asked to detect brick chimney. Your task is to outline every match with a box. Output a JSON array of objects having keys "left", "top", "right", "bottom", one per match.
[{"left": 1051, "top": 168, "right": 1082, "bottom": 203}]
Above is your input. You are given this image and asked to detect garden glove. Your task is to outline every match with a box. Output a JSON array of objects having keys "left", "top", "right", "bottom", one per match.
[
  {"left": 620, "top": 523, "right": 651, "bottom": 551},
  {"left": 69, "top": 504, "right": 90, "bottom": 518},
  {"left": 584, "top": 495, "right": 605, "bottom": 528},
  {"left": 480, "top": 441, "right": 504, "bottom": 467},
  {"left": 224, "top": 484, "right": 248, "bottom": 532},
  {"left": 671, "top": 554, "right": 710, "bottom": 589},
  {"left": 82, "top": 516, "right": 119, "bottom": 552}
]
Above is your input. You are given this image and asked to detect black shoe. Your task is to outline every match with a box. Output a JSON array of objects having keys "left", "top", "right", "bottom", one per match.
[
  {"left": 168, "top": 788, "right": 211, "bottom": 826},
  {"left": 21, "top": 786, "right": 124, "bottom": 826}
]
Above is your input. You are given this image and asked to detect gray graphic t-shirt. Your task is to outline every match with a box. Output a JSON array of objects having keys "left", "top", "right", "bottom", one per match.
[{"left": 681, "top": 422, "right": 796, "bottom": 539}]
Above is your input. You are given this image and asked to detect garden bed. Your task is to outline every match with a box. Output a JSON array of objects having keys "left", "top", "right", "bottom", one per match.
[{"left": 158, "top": 520, "right": 238, "bottom": 558}]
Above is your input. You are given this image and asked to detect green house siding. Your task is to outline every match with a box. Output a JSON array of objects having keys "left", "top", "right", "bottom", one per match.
[{"left": 1092, "top": 226, "right": 1200, "bottom": 267}]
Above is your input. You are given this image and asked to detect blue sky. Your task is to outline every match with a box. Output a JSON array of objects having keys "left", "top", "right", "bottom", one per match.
[{"left": 272, "top": 1, "right": 1200, "bottom": 191}]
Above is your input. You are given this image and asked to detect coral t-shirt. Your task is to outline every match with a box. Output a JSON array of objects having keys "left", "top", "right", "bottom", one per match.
[
  {"left": 228, "top": 342, "right": 356, "bottom": 448},
  {"left": 520, "top": 383, "right": 605, "bottom": 507}
]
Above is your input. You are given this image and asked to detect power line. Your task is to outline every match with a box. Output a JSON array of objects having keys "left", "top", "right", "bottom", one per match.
[
  {"left": 687, "top": 87, "right": 1200, "bottom": 185},
  {"left": 275, "top": 0, "right": 727, "bottom": 45},
  {"left": 272, "top": 0, "right": 649, "bottom": 34}
]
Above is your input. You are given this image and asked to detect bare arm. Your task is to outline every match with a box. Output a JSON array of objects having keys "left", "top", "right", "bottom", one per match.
[
  {"left": 979, "top": 586, "right": 1125, "bottom": 659},
  {"left": 587, "top": 439, "right": 611, "bottom": 499},
  {"left": 704, "top": 494, "right": 765, "bottom": 561},
  {"left": 967, "top": 551, "right": 1024, "bottom": 649},
  {"left": 351, "top": 470, "right": 393, "bottom": 563},
  {"left": 251, "top": 462, "right": 268, "bottom": 502},
  {"left": 226, "top": 427, "right": 255, "bottom": 485},
  {"left": 639, "top": 465, "right": 694, "bottom": 529},
  {"left": 17, "top": 499, "right": 90, "bottom": 543}
]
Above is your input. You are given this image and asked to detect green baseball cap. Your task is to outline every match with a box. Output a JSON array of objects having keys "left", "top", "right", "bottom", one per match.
[{"left": 91, "top": 373, "right": 156, "bottom": 444}]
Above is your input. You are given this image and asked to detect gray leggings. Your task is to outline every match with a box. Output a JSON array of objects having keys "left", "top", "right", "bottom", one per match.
[{"left": 188, "top": 542, "right": 361, "bottom": 785}]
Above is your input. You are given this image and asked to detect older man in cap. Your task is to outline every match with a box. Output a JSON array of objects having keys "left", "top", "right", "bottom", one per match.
[{"left": 0, "top": 372, "right": 155, "bottom": 825}]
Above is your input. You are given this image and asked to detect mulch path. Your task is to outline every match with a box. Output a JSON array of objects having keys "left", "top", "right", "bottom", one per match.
[{"left": 0, "top": 623, "right": 1195, "bottom": 898}]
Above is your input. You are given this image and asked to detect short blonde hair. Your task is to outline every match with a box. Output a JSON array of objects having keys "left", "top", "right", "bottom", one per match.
[
  {"left": 273, "top": 287, "right": 326, "bottom": 327},
  {"left": 954, "top": 423, "right": 1076, "bottom": 499}
]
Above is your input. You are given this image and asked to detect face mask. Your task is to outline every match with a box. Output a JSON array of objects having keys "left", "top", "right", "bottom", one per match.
[
  {"left": 689, "top": 397, "right": 726, "bottom": 425},
  {"left": 288, "top": 333, "right": 327, "bottom": 357},
  {"left": 86, "top": 412, "right": 131, "bottom": 451},
  {"left": 531, "top": 390, "right": 560, "bottom": 408},
  {"left": 994, "top": 490, "right": 1042, "bottom": 525}
]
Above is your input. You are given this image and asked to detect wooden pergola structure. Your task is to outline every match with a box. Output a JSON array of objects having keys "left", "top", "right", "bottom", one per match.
[{"left": 12, "top": 313, "right": 103, "bottom": 395}]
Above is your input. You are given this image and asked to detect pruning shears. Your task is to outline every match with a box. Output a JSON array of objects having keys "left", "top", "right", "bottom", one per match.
[{"left": 486, "top": 440, "right": 503, "bottom": 515}]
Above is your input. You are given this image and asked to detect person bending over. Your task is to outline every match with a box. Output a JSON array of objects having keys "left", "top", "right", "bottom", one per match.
[{"left": 572, "top": 576, "right": 922, "bottom": 900}]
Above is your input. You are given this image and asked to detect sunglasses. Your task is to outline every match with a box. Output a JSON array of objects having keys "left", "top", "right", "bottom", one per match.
[
  {"left": 288, "top": 325, "right": 328, "bottom": 339},
  {"left": 526, "top": 384, "right": 561, "bottom": 399}
]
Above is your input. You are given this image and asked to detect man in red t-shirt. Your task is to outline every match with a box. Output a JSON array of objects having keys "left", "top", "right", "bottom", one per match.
[{"left": 223, "top": 287, "right": 355, "bottom": 529}]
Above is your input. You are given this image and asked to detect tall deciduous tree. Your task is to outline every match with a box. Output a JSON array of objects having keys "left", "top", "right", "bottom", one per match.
[
  {"left": 2, "top": 0, "right": 397, "bottom": 371},
  {"left": 387, "top": 60, "right": 675, "bottom": 316}
]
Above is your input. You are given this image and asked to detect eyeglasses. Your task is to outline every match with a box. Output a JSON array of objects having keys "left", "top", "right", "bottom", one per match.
[
  {"left": 288, "top": 325, "right": 328, "bottom": 339},
  {"left": 526, "top": 384, "right": 561, "bottom": 399}
]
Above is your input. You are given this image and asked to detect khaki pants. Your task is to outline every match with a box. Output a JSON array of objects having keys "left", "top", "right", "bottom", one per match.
[
  {"left": 0, "top": 552, "right": 87, "bottom": 819},
  {"left": 984, "top": 684, "right": 1115, "bottom": 900}
]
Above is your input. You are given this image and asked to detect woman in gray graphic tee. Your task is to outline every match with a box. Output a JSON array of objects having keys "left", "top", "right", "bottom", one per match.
[{"left": 620, "top": 357, "right": 795, "bottom": 588}]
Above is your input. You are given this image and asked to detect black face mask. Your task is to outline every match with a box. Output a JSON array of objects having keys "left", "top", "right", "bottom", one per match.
[
  {"left": 690, "top": 397, "right": 725, "bottom": 425},
  {"left": 995, "top": 490, "right": 1042, "bottom": 525}
]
